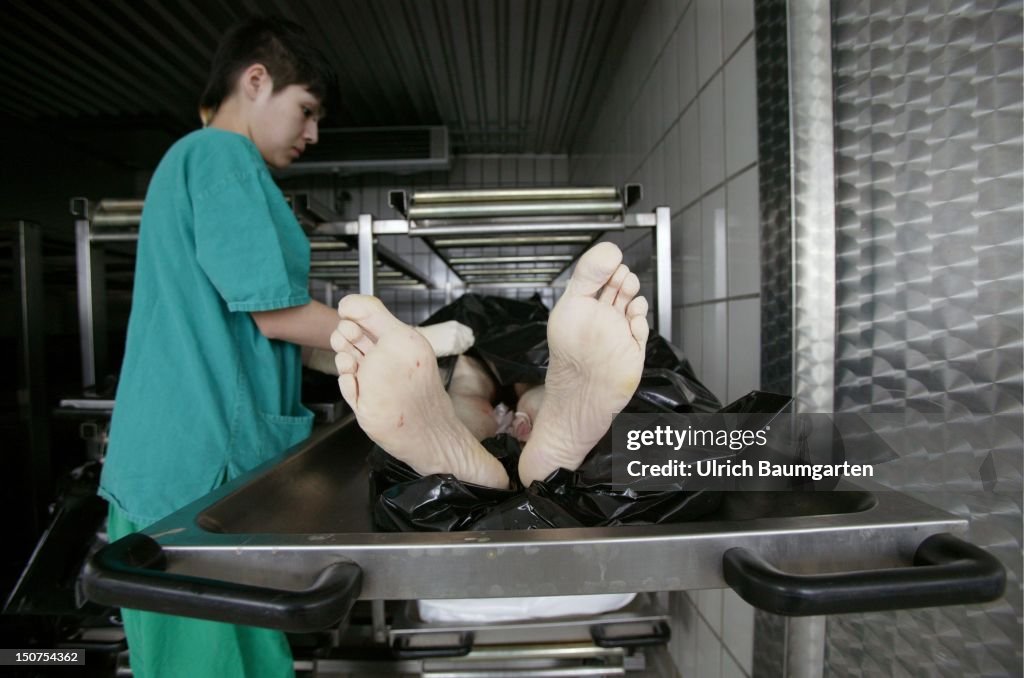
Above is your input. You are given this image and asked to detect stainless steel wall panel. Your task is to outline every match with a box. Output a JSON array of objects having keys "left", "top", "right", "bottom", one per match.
[
  {"left": 753, "top": 3, "right": 839, "bottom": 673},
  {"left": 755, "top": 0, "right": 794, "bottom": 398},
  {"left": 829, "top": 0, "right": 1023, "bottom": 675},
  {"left": 788, "top": 0, "right": 837, "bottom": 416}
]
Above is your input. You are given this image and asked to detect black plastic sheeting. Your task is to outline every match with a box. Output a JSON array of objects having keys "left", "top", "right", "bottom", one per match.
[{"left": 368, "top": 293, "right": 785, "bottom": 532}]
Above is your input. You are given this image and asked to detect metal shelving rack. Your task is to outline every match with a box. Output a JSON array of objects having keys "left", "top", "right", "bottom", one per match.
[
  {"left": 70, "top": 184, "right": 672, "bottom": 391},
  {"left": 315, "top": 184, "right": 673, "bottom": 342},
  {"left": 69, "top": 195, "right": 434, "bottom": 390}
]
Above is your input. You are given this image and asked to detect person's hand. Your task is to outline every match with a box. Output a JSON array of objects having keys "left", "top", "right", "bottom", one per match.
[
  {"left": 306, "top": 347, "right": 339, "bottom": 375},
  {"left": 415, "top": 321, "right": 475, "bottom": 357}
]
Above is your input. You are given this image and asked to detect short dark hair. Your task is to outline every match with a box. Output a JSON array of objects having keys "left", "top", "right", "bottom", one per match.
[{"left": 199, "top": 15, "right": 336, "bottom": 115}]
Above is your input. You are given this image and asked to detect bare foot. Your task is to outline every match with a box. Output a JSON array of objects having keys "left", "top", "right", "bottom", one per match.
[
  {"left": 332, "top": 295, "right": 509, "bottom": 489},
  {"left": 518, "top": 243, "right": 649, "bottom": 486}
]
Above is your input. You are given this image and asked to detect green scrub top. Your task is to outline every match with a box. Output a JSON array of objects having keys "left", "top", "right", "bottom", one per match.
[{"left": 100, "top": 127, "right": 314, "bottom": 526}]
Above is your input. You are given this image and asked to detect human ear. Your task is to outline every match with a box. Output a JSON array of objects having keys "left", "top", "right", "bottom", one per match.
[{"left": 240, "top": 63, "right": 270, "bottom": 100}]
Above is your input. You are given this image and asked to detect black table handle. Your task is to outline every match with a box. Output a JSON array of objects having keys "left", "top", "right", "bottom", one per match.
[
  {"left": 391, "top": 632, "right": 474, "bottom": 659},
  {"left": 723, "top": 532, "right": 1005, "bottom": 616},
  {"left": 591, "top": 619, "right": 671, "bottom": 648},
  {"left": 81, "top": 533, "right": 362, "bottom": 632}
]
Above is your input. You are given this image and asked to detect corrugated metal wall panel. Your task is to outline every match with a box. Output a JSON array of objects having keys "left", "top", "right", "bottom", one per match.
[{"left": 827, "top": 0, "right": 1023, "bottom": 675}]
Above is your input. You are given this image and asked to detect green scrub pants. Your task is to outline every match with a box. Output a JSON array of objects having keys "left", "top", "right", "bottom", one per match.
[{"left": 107, "top": 504, "right": 295, "bottom": 678}]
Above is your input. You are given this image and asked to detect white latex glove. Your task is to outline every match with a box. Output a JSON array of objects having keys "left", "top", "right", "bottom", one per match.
[
  {"left": 306, "top": 347, "right": 339, "bottom": 375},
  {"left": 414, "top": 320, "right": 475, "bottom": 357}
]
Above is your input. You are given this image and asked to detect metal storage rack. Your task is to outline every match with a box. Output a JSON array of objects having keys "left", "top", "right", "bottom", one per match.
[
  {"left": 70, "top": 184, "right": 671, "bottom": 389},
  {"left": 314, "top": 184, "right": 673, "bottom": 342},
  {"left": 69, "top": 194, "right": 433, "bottom": 390}
]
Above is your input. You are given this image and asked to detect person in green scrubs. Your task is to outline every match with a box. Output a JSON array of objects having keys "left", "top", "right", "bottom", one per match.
[{"left": 100, "top": 16, "right": 340, "bottom": 678}]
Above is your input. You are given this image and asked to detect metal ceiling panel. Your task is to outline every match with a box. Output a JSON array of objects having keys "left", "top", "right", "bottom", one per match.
[{"left": 0, "top": 0, "right": 642, "bottom": 159}]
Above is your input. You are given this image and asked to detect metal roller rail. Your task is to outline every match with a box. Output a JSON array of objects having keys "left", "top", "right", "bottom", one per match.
[
  {"left": 431, "top": 234, "right": 594, "bottom": 248},
  {"left": 91, "top": 213, "right": 144, "bottom": 227},
  {"left": 90, "top": 198, "right": 145, "bottom": 227},
  {"left": 408, "top": 221, "right": 626, "bottom": 236},
  {"left": 407, "top": 199, "right": 624, "bottom": 220},
  {"left": 97, "top": 199, "right": 145, "bottom": 212},
  {"left": 411, "top": 187, "right": 619, "bottom": 203},
  {"left": 448, "top": 254, "right": 574, "bottom": 264},
  {"left": 456, "top": 267, "right": 565, "bottom": 276}
]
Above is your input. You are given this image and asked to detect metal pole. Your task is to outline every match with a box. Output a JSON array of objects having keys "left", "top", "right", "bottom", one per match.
[
  {"left": 11, "top": 221, "right": 50, "bottom": 535},
  {"left": 371, "top": 600, "right": 387, "bottom": 644},
  {"left": 774, "top": 2, "right": 837, "bottom": 677},
  {"left": 654, "top": 206, "right": 672, "bottom": 344},
  {"left": 75, "top": 218, "right": 97, "bottom": 388},
  {"left": 325, "top": 282, "right": 336, "bottom": 310},
  {"left": 785, "top": 616, "right": 827, "bottom": 678},
  {"left": 789, "top": 0, "right": 837, "bottom": 414},
  {"left": 357, "top": 214, "right": 375, "bottom": 296}
]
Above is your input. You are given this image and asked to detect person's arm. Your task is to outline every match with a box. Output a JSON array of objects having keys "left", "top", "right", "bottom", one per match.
[
  {"left": 252, "top": 299, "right": 476, "bottom": 375},
  {"left": 250, "top": 299, "right": 338, "bottom": 350}
]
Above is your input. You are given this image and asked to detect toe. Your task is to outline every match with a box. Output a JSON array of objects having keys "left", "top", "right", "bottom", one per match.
[
  {"left": 566, "top": 242, "right": 623, "bottom": 298},
  {"left": 338, "top": 374, "right": 359, "bottom": 408},
  {"left": 614, "top": 272, "right": 640, "bottom": 311},
  {"left": 628, "top": 296, "right": 650, "bottom": 347},
  {"left": 626, "top": 295, "right": 649, "bottom": 319},
  {"left": 330, "top": 328, "right": 346, "bottom": 353},
  {"left": 335, "top": 351, "right": 358, "bottom": 375},
  {"left": 599, "top": 264, "right": 630, "bottom": 304},
  {"left": 337, "top": 319, "right": 375, "bottom": 355},
  {"left": 331, "top": 325, "right": 360, "bottom": 356},
  {"left": 512, "top": 412, "right": 532, "bottom": 441},
  {"left": 338, "top": 294, "right": 406, "bottom": 341}
]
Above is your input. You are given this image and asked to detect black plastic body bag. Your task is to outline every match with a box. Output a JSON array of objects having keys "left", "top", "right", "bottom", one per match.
[{"left": 367, "top": 293, "right": 773, "bottom": 532}]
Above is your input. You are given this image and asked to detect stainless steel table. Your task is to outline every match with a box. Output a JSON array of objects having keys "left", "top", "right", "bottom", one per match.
[{"left": 82, "top": 416, "right": 1005, "bottom": 632}]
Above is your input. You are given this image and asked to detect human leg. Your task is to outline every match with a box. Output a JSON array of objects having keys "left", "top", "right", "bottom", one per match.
[
  {"left": 518, "top": 243, "right": 649, "bottom": 487},
  {"left": 106, "top": 505, "right": 294, "bottom": 678},
  {"left": 332, "top": 295, "right": 510, "bottom": 489},
  {"left": 448, "top": 355, "right": 501, "bottom": 441}
]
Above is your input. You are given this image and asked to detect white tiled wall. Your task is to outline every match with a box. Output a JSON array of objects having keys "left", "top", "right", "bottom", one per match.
[
  {"left": 668, "top": 588, "right": 755, "bottom": 678},
  {"left": 569, "top": 0, "right": 761, "bottom": 675},
  {"left": 568, "top": 0, "right": 761, "bottom": 404}
]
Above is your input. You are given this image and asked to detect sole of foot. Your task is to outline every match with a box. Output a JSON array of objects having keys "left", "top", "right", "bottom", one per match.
[
  {"left": 518, "top": 242, "right": 649, "bottom": 487},
  {"left": 332, "top": 295, "right": 509, "bottom": 489}
]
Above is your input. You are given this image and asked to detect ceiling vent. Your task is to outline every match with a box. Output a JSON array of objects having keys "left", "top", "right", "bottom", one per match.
[{"left": 278, "top": 126, "right": 449, "bottom": 176}]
